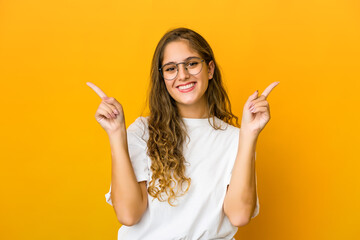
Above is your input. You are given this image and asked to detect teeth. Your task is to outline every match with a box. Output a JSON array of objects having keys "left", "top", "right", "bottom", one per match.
[{"left": 178, "top": 83, "right": 195, "bottom": 90}]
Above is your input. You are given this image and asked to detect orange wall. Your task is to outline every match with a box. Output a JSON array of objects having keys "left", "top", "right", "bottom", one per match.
[{"left": 0, "top": 0, "right": 359, "bottom": 239}]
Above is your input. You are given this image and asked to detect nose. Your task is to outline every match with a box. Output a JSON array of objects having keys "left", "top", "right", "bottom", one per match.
[{"left": 177, "top": 63, "right": 190, "bottom": 81}]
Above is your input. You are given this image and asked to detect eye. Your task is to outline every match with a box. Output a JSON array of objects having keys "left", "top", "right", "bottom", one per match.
[
  {"left": 187, "top": 61, "right": 199, "bottom": 67},
  {"left": 165, "top": 67, "right": 176, "bottom": 72}
]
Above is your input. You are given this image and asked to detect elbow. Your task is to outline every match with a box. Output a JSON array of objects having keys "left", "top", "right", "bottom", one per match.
[
  {"left": 114, "top": 202, "right": 143, "bottom": 226},
  {"left": 117, "top": 215, "right": 139, "bottom": 226},
  {"left": 228, "top": 215, "right": 250, "bottom": 227},
  {"left": 115, "top": 210, "right": 142, "bottom": 226},
  {"left": 224, "top": 204, "right": 251, "bottom": 227}
]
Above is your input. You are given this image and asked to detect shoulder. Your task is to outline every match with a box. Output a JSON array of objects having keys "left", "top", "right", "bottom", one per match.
[
  {"left": 127, "top": 116, "right": 149, "bottom": 132},
  {"left": 214, "top": 117, "right": 240, "bottom": 135},
  {"left": 127, "top": 116, "right": 149, "bottom": 140}
]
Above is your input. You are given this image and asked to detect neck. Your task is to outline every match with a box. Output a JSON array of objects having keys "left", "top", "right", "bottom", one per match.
[{"left": 177, "top": 98, "right": 210, "bottom": 119}]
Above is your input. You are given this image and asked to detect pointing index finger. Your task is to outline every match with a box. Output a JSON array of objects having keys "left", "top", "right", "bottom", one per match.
[
  {"left": 86, "top": 82, "right": 108, "bottom": 99},
  {"left": 260, "top": 81, "right": 280, "bottom": 98}
]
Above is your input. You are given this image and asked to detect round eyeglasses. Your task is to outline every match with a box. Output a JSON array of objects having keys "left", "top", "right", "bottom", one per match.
[{"left": 159, "top": 57, "right": 205, "bottom": 81}]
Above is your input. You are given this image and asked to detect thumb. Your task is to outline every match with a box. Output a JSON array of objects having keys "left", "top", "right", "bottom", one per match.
[
  {"left": 246, "top": 90, "right": 258, "bottom": 108},
  {"left": 248, "top": 90, "right": 258, "bottom": 101}
]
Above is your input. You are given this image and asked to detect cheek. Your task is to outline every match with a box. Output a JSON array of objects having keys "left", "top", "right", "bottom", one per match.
[
  {"left": 199, "top": 77, "right": 209, "bottom": 90},
  {"left": 164, "top": 82, "right": 176, "bottom": 97},
  {"left": 164, "top": 82, "right": 172, "bottom": 92}
]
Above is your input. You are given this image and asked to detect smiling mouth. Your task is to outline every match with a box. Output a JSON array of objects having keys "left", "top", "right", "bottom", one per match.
[{"left": 177, "top": 82, "right": 196, "bottom": 92}]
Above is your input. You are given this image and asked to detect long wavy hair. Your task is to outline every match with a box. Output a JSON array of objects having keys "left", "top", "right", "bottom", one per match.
[{"left": 143, "top": 27, "right": 240, "bottom": 206}]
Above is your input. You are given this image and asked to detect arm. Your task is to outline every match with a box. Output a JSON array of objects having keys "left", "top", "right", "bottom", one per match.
[
  {"left": 223, "top": 129, "right": 258, "bottom": 227},
  {"left": 223, "top": 82, "right": 278, "bottom": 227},
  {"left": 108, "top": 126, "right": 148, "bottom": 226}
]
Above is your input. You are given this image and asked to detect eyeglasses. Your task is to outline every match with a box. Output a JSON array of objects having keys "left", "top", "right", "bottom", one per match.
[{"left": 159, "top": 57, "right": 205, "bottom": 81}]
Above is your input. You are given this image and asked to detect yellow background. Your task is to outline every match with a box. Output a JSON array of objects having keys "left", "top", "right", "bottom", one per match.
[{"left": 1, "top": 0, "right": 359, "bottom": 239}]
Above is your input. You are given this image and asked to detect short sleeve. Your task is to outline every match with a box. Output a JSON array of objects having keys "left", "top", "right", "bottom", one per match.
[
  {"left": 105, "top": 117, "right": 150, "bottom": 206},
  {"left": 225, "top": 151, "right": 260, "bottom": 219},
  {"left": 105, "top": 185, "right": 113, "bottom": 206}
]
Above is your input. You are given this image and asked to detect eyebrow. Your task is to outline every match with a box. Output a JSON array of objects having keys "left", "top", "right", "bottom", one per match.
[{"left": 162, "top": 56, "right": 199, "bottom": 66}]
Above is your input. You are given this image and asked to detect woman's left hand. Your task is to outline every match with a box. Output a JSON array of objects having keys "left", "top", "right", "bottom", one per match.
[{"left": 240, "top": 81, "right": 280, "bottom": 136}]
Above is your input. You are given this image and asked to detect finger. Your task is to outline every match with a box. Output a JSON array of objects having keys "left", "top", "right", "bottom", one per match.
[
  {"left": 250, "top": 106, "right": 268, "bottom": 114},
  {"left": 86, "top": 82, "right": 108, "bottom": 99},
  {"left": 101, "top": 102, "right": 116, "bottom": 118},
  {"left": 249, "top": 95, "right": 266, "bottom": 109},
  {"left": 246, "top": 90, "right": 259, "bottom": 107},
  {"left": 102, "top": 100, "right": 118, "bottom": 114},
  {"left": 249, "top": 100, "right": 269, "bottom": 110},
  {"left": 97, "top": 108, "right": 112, "bottom": 119},
  {"left": 260, "top": 81, "right": 280, "bottom": 99},
  {"left": 104, "top": 97, "right": 123, "bottom": 115}
]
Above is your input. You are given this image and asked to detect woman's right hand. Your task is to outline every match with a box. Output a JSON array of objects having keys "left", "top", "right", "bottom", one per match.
[{"left": 86, "top": 82, "right": 125, "bottom": 135}]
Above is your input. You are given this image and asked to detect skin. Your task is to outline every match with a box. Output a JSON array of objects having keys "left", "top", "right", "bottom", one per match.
[
  {"left": 241, "top": 81, "right": 280, "bottom": 135},
  {"left": 86, "top": 82, "right": 148, "bottom": 226},
  {"left": 161, "top": 39, "right": 215, "bottom": 118},
  {"left": 224, "top": 81, "right": 280, "bottom": 227}
]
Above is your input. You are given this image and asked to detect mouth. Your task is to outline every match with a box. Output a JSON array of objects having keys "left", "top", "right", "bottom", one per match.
[{"left": 176, "top": 82, "right": 197, "bottom": 93}]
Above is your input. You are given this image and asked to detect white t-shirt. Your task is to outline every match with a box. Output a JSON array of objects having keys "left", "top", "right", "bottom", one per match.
[{"left": 105, "top": 116, "right": 260, "bottom": 240}]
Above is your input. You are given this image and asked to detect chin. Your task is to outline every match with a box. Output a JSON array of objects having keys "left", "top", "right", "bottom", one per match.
[{"left": 176, "top": 98, "right": 199, "bottom": 106}]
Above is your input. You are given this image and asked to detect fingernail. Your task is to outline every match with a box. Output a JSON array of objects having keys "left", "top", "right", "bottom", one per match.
[{"left": 113, "top": 109, "right": 118, "bottom": 114}]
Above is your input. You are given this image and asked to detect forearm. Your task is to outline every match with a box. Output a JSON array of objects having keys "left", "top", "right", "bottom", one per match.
[
  {"left": 223, "top": 129, "right": 258, "bottom": 226},
  {"left": 108, "top": 127, "right": 144, "bottom": 224}
]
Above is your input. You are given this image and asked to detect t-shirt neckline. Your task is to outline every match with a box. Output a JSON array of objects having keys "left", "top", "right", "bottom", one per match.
[{"left": 181, "top": 116, "right": 219, "bottom": 127}]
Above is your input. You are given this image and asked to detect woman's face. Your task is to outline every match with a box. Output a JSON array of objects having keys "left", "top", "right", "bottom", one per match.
[{"left": 161, "top": 39, "right": 215, "bottom": 117}]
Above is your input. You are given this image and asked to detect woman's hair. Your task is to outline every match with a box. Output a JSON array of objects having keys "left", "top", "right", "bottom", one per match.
[{"left": 144, "top": 27, "right": 240, "bottom": 206}]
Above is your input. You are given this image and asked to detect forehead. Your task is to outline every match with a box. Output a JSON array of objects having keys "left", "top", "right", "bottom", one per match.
[{"left": 162, "top": 39, "right": 201, "bottom": 65}]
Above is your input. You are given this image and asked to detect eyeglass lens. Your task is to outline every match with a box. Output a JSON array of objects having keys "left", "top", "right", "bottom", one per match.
[{"left": 162, "top": 58, "right": 203, "bottom": 80}]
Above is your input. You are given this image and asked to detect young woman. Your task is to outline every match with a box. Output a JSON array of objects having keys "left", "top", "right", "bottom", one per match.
[{"left": 87, "top": 27, "right": 279, "bottom": 239}]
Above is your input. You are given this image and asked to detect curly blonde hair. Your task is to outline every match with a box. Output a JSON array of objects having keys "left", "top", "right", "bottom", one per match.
[{"left": 142, "top": 27, "right": 240, "bottom": 206}]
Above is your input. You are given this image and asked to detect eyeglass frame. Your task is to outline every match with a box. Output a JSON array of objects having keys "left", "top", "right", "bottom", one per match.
[{"left": 158, "top": 57, "right": 206, "bottom": 81}]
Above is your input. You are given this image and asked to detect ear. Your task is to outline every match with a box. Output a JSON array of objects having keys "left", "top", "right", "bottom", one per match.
[{"left": 208, "top": 60, "right": 215, "bottom": 80}]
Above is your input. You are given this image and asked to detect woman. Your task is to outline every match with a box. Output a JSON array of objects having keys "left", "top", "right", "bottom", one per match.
[{"left": 87, "top": 27, "right": 279, "bottom": 239}]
